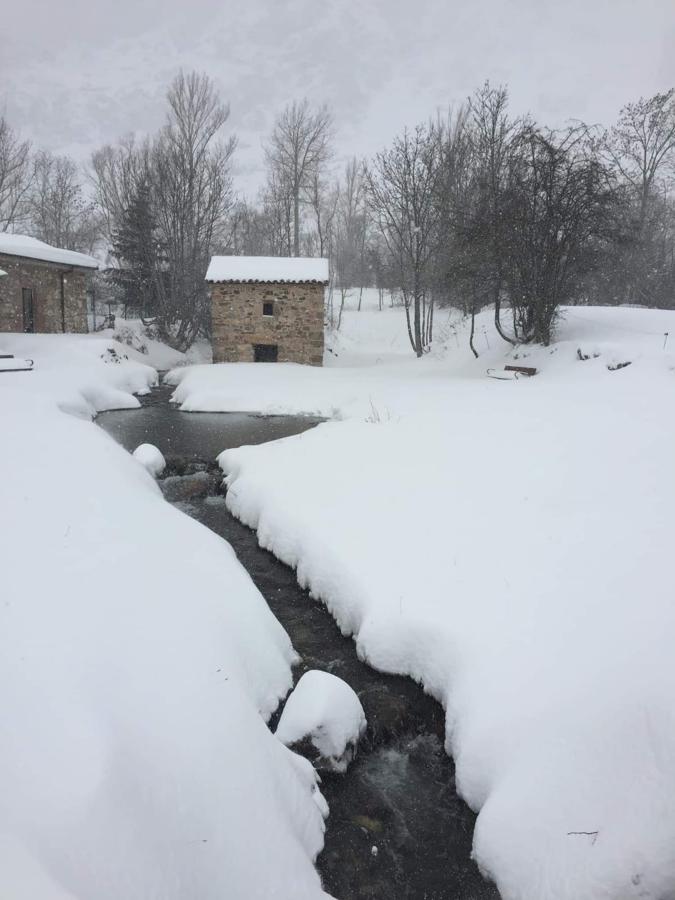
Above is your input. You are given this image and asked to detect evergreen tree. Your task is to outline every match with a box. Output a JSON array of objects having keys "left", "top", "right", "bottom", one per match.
[{"left": 111, "top": 177, "right": 162, "bottom": 318}]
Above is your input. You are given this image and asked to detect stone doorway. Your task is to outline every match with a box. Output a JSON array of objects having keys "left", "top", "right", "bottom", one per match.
[
  {"left": 22, "top": 288, "right": 35, "bottom": 333},
  {"left": 254, "top": 343, "right": 278, "bottom": 362}
]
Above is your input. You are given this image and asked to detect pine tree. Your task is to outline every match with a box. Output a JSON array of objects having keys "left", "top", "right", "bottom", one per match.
[{"left": 111, "top": 177, "right": 163, "bottom": 319}]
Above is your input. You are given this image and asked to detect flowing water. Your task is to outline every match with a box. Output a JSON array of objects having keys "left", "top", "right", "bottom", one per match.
[{"left": 97, "top": 386, "right": 499, "bottom": 900}]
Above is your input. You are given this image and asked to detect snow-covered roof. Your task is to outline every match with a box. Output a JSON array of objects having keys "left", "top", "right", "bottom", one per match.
[
  {"left": 0, "top": 234, "right": 98, "bottom": 270},
  {"left": 206, "top": 255, "right": 329, "bottom": 284}
]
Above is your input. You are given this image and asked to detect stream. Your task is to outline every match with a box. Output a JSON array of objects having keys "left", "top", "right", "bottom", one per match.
[{"left": 97, "top": 384, "right": 499, "bottom": 900}]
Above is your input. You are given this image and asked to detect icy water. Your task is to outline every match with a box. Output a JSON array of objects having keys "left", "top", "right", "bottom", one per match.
[{"left": 97, "top": 386, "right": 499, "bottom": 900}]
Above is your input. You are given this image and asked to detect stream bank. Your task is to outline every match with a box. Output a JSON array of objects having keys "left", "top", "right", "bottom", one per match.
[{"left": 97, "top": 387, "right": 499, "bottom": 900}]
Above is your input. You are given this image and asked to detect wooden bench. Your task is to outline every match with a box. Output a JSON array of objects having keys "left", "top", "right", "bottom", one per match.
[
  {"left": 504, "top": 365, "right": 537, "bottom": 377},
  {"left": 487, "top": 364, "right": 538, "bottom": 380}
]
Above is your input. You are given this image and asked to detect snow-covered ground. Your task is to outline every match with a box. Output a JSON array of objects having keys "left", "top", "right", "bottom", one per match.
[
  {"left": 0, "top": 331, "right": 157, "bottom": 416},
  {"left": 0, "top": 335, "right": 330, "bottom": 899},
  {"left": 166, "top": 292, "right": 464, "bottom": 417},
  {"left": 171, "top": 296, "right": 675, "bottom": 900},
  {"left": 103, "top": 317, "right": 212, "bottom": 371}
]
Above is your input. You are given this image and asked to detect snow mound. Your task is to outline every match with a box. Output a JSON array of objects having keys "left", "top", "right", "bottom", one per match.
[
  {"left": 0, "top": 332, "right": 157, "bottom": 417},
  {"left": 133, "top": 443, "right": 166, "bottom": 477},
  {"left": 276, "top": 670, "right": 367, "bottom": 773},
  {"left": 0, "top": 388, "right": 330, "bottom": 900}
]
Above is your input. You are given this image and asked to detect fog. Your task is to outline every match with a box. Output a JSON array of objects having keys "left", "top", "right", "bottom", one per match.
[{"left": 2, "top": 0, "right": 674, "bottom": 192}]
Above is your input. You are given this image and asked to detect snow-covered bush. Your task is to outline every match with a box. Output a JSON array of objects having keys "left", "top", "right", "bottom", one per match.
[{"left": 113, "top": 323, "right": 149, "bottom": 355}]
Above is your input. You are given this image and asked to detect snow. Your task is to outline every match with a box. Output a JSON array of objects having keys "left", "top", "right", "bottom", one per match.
[
  {"left": 132, "top": 442, "right": 166, "bottom": 476},
  {"left": 0, "top": 267, "right": 7, "bottom": 276},
  {"left": 0, "top": 332, "right": 157, "bottom": 416},
  {"left": 0, "top": 356, "right": 33, "bottom": 371},
  {"left": 206, "top": 255, "right": 329, "bottom": 283},
  {"left": 0, "top": 233, "right": 98, "bottom": 269},
  {"left": 0, "top": 341, "right": 331, "bottom": 899},
  {"left": 275, "top": 670, "right": 367, "bottom": 773},
  {"left": 203, "top": 301, "right": 675, "bottom": 899},
  {"left": 97, "top": 318, "right": 212, "bottom": 371}
]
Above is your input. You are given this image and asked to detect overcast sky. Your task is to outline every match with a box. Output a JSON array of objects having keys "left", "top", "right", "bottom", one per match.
[{"left": 2, "top": 0, "right": 675, "bottom": 195}]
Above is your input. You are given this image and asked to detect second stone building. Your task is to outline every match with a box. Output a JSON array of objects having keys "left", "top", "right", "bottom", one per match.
[{"left": 206, "top": 256, "right": 328, "bottom": 366}]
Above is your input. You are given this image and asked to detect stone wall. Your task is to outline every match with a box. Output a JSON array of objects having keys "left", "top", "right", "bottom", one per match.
[
  {"left": 210, "top": 281, "right": 325, "bottom": 366},
  {"left": 0, "top": 253, "right": 89, "bottom": 333}
]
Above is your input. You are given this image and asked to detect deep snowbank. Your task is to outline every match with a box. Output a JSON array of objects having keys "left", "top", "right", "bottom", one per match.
[
  {"left": 167, "top": 306, "right": 675, "bottom": 419},
  {"left": 216, "top": 306, "right": 675, "bottom": 899},
  {"left": 0, "top": 344, "right": 330, "bottom": 899},
  {"left": 0, "top": 332, "right": 157, "bottom": 416}
]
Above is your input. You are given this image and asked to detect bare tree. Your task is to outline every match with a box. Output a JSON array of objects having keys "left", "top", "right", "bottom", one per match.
[
  {"left": 467, "top": 83, "right": 524, "bottom": 344},
  {"left": 0, "top": 116, "right": 32, "bottom": 232},
  {"left": 606, "top": 89, "right": 675, "bottom": 223},
  {"left": 90, "top": 136, "right": 151, "bottom": 249},
  {"left": 333, "top": 158, "right": 368, "bottom": 327},
  {"left": 90, "top": 71, "right": 235, "bottom": 347},
  {"left": 367, "top": 125, "right": 442, "bottom": 356},
  {"left": 264, "top": 99, "right": 333, "bottom": 256},
  {"left": 259, "top": 168, "right": 294, "bottom": 255},
  {"left": 306, "top": 170, "right": 338, "bottom": 260},
  {"left": 152, "top": 70, "right": 236, "bottom": 347},
  {"left": 601, "top": 90, "right": 675, "bottom": 305},
  {"left": 502, "top": 125, "right": 614, "bottom": 344},
  {"left": 29, "top": 151, "right": 100, "bottom": 252}
]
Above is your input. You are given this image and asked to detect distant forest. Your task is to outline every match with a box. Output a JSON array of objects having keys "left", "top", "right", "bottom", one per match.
[{"left": 2, "top": 72, "right": 674, "bottom": 352}]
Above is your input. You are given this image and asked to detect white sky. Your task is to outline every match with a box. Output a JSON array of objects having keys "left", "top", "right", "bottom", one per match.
[{"left": 2, "top": 0, "right": 675, "bottom": 196}]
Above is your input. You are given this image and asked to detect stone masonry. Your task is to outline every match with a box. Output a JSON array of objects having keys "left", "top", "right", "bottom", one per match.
[
  {"left": 0, "top": 253, "right": 89, "bottom": 333},
  {"left": 210, "top": 281, "right": 325, "bottom": 366}
]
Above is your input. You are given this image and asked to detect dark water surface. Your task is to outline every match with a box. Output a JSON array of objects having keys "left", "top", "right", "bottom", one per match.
[
  {"left": 97, "top": 386, "right": 499, "bottom": 900},
  {"left": 98, "top": 383, "right": 325, "bottom": 460}
]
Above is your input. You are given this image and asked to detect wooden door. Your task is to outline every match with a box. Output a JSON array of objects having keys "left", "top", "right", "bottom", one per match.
[{"left": 22, "top": 288, "right": 35, "bottom": 333}]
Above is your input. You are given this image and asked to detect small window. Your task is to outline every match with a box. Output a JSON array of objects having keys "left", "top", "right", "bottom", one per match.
[{"left": 262, "top": 301, "right": 274, "bottom": 317}]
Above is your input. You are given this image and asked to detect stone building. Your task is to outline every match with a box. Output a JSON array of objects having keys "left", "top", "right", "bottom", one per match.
[
  {"left": 0, "top": 234, "right": 98, "bottom": 334},
  {"left": 206, "top": 256, "right": 328, "bottom": 366}
]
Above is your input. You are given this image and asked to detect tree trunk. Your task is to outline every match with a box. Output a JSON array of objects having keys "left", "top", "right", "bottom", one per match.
[
  {"left": 413, "top": 290, "right": 423, "bottom": 357},
  {"left": 469, "top": 296, "right": 479, "bottom": 358},
  {"left": 494, "top": 279, "right": 516, "bottom": 345},
  {"left": 293, "top": 185, "right": 300, "bottom": 257}
]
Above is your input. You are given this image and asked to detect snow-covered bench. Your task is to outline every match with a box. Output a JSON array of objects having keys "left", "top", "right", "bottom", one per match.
[
  {"left": 487, "top": 364, "right": 537, "bottom": 380},
  {"left": 0, "top": 354, "right": 34, "bottom": 372}
]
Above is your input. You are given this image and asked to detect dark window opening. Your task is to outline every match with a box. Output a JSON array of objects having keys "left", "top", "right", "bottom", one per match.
[
  {"left": 22, "top": 288, "right": 35, "bottom": 333},
  {"left": 262, "top": 301, "right": 274, "bottom": 317},
  {"left": 254, "top": 343, "right": 278, "bottom": 363}
]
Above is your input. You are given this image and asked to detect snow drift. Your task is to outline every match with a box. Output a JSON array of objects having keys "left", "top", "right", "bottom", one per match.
[
  {"left": 0, "top": 340, "right": 331, "bottom": 900},
  {"left": 215, "top": 306, "right": 675, "bottom": 900}
]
